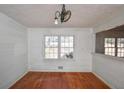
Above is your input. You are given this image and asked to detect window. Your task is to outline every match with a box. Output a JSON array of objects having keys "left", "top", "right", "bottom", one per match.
[
  {"left": 104, "top": 38, "right": 115, "bottom": 56},
  {"left": 45, "top": 36, "right": 58, "bottom": 59},
  {"left": 104, "top": 38, "right": 124, "bottom": 58},
  {"left": 44, "top": 35, "right": 74, "bottom": 59},
  {"left": 60, "top": 36, "right": 74, "bottom": 59},
  {"left": 117, "top": 38, "right": 124, "bottom": 57}
]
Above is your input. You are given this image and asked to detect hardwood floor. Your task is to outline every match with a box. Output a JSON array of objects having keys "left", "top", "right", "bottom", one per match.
[{"left": 10, "top": 72, "right": 110, "bottom": 89}]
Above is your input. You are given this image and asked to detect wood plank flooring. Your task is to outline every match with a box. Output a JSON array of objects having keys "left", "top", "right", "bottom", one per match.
[{"left": 10, "top": 72, "right": 110, "bottom": 89}]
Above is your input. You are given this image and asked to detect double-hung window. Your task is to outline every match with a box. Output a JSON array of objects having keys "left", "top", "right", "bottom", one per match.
[
  {"left": 104, "top": 38, "right": 124, "bottom": 58},
  {"left": 117, "top": 38, "right": 124, "bottom": 57},
  {"left": 44, "top": 35, "right": 74, "bottom": 59},
  {"left": 45, "top": 36, "right": 59, "bottom": 59},
  {"left": 104, "top": 38, "right": 115, "bottom": 56}
]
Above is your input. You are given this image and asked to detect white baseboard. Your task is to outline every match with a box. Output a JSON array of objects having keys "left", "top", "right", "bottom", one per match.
[
  {"left": 29, "top": 69, "right": 92, "bottom": 72},
  {"left": 93, "top": 72, "right": 113, "bottom": 89},
  {"left": 8, "top": 70, "right": 28, "bottom": 89}
]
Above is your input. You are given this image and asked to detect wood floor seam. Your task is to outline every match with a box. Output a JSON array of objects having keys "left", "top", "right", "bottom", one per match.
[{"left": 10, "top": 72, "right": 110, "bottom": 89}]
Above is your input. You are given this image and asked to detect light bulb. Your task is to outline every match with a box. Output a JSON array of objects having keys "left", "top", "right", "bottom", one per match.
[{"left": 55, "top": 18, "right": 58, "bottom": 24}]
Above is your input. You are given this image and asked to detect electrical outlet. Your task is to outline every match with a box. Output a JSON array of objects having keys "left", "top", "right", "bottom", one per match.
[{"left": 58, "top": 66, "right": 63, "bottom": 70}]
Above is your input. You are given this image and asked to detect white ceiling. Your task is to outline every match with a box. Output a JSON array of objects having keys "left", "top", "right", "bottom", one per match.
[{"left": 0, "top": 4, "right": 124, "bottom": 28}]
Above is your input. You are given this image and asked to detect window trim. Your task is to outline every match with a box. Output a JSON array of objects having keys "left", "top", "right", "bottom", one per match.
[
  {"left": 117, "top": 38, "right": 124, "bottom": 57},
  {"left": 43, "top": 35, "right": 75, "bottom": 60},
  {"left": 104, "top": 38, "right": 116, "bottom": 56},
  {"left": 104, "top": 37, "right": 124, "bottom": 58},
  {"left": 44, "top": 35, "right": 59, "bottom": 59}
]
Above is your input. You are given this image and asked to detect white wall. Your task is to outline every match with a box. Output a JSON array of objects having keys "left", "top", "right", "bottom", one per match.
[
  {"left": 0, "top": 13, "right": 28, "bottom": 88},
  {"left": 28, "top": 28, "right": 93, "bottom": 72},
  {"left": 93, "top": 8, "right": 124, "bottom": 89},
  {"left": 93, "top": 53, "right": 124, "bottom": 88}
]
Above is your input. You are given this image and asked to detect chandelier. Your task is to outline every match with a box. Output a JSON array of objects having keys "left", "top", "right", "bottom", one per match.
[{"left": 54, "top": 4, "right": 71, "bottom": 24}]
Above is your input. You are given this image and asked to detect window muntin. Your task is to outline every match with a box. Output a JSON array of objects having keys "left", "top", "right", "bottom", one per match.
[
  {"left": 104, "top": 38, "right": 115, "bottom": 56},
  {"left": 117, "top": 38, "right": 124, "bottom": 57},
  {"left": 44, "top": 35, "right": 74, "bottom": 59},
  {"left": 60, "top": 36, "right": 74, "bottom": 59},
  {"left": 104, "top": 38, "right": 124, "bottom": 58},
  {"left": 45, "top": 36, "right": 58, "bottom": 59}
]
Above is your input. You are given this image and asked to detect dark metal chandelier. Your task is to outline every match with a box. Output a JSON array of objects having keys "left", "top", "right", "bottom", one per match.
[{"left": 54, "top": 4, "right": 71, "bottom": 24}]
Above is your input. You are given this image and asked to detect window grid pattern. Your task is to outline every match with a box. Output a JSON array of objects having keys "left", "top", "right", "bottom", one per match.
[
  {"left": 45, "top": 36, "right": 58, "bottom": 59},
  {"left": 117, "top": 38, "right": 124, "bottom": 57},
  {"left": 104, "top": 38, "right": 115, "bottom": 56},
  {"left": 60, "top": 36, "right": 74, "bottom": 59},
  {"left": 44, "top": 35, "right": 74, "bottom": 59}
]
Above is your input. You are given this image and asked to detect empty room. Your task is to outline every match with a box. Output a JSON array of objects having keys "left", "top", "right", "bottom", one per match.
[{"left": 0, "top": 3, "right": 124, "bottom": 89}]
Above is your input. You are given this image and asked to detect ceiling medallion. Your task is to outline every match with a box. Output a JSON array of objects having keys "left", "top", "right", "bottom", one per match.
[{"left": 54, "top": 4, "right": 71, "bottom": 24}]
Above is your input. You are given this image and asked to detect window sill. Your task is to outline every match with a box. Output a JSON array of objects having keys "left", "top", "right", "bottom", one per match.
[
  {"left": 92, "top": 52, "right": 124, "bottom": 62},
  {"left": 43, "top": 58, "right": 76, "bottom": 62}
]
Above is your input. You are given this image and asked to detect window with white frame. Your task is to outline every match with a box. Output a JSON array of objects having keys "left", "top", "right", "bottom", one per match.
[
  {"left": 104, "top": 38, "right": 124, "bottom": 58},
  {"left": 60, "top": 36, "right": 74, "bottom": 59},
  {"left": 45, "top": 36, "right": 59, "bottom": 59},
  {"left": 44, "top": 35, "right": 74, "bottom": 59},
  {"left": 104, "top": 38, "right": 115, "bottom": 56},
  {"left": 117, "top": 38, "right": 124, "bottom": 57}
]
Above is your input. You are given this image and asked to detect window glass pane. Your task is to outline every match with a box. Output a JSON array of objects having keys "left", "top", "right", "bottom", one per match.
[
  {"left": 45, "top": 48, "right": 58, "bottom": 59},
  {"left": 104, "top": 38, "right": 115, "bottom": 56},
  {"left": 104, "top": 47, "right": 115, "bottom": 56},
  {"left": 117, "top": 38, "right": 124, "bottom": 57},
  {"left": 60, "top": 36, "right": 74, "bottom": 59},
  {"left": 117, "top": 48, "right": 124, "bottom": 57},
  {"left": 117, "top": 38, "right": 124, "bottom": 47},
  {"left": 60, "top": 48, "right": 73, "bottom": 59},
  {"left": 61, "top": 36, "right": 74, "bottom": 47},
  {"left": 45, "top": 36, "right": 58, "bottom": 59},
  {"left": 45, "top": 36, "right": 58, "bottom": 47},
  {"left": 45, "top": 48, "right": 58, "bottom": 53},
  {"left": 104, "top": 38, "right": 115, "bottom": 47}
]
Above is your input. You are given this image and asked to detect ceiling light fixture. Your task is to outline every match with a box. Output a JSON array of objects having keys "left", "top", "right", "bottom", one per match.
[{"left": 54, "top": 4, "right": 71, "bottom": 24}]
